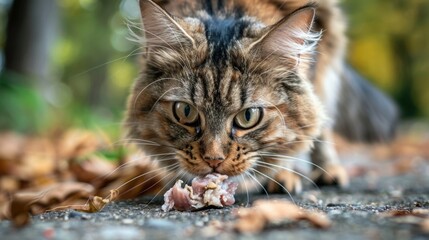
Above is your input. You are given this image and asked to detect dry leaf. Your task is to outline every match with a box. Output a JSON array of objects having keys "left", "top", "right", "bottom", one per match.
[
  {"left": 10, "top": 182, "right": 94, "bottom": 227},
  {"left": 96, "top": 153, "right": 164, "bottom": 199},
  {"left": 379, "top": 208, "right": 429, "bottom": 228},
  {"left": 0, "top": 134, "right": 55, "bottom": 179},
  {"left": 17, "top": 138, "right": 56, "bottom": 179},
  {"left": 80, "top": 194, "right": 112, "bottom": 213},
  {"left": 0, "top": 176, "right": 20, "bottom": 193},
  {"left": 67, "top": 189, "right": 118, "bottom": 213},
  {"left": 380, "top": 208, "right": 429, "bottom": 218},
  {"left": 0, "top": 132, "right": 25, "bottom": 175},
  {"left": 412, "top": 208, "right": 429, "bottom": 216},
  {"left": 70, "top": 155, "right": 116, "bottom": 183},
  {"left": 0, "top": 130, "right": 157, "bottom": 226},
  {"left": 57, "top": 130, "right": 101, "bottom": 160},
  {"left": 0, "top": 193, "right": 11, "bottom": 219},
  {"left": 234, "top": 199, "right": 331, "bottom": 233},
  {"left": 380, "top": 209, "right": 412, "bottom": 217}
]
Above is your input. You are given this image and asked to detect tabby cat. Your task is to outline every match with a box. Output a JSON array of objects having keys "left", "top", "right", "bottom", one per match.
[{"left": 125, "top": 0, "right": 397, "bottom": 193}]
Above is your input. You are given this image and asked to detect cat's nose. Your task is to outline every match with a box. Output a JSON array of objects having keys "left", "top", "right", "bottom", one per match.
[
  {"left": 201, "top": 137, "right": 226, "bottom": 168},
  {"left": 203, "top": 157, "right": 224, "bottom": 168}
]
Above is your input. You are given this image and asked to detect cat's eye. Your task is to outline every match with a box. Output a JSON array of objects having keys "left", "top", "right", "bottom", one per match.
[
  {"left": 173, "top": 102, "right": 199, "bottom": 125},
  {"left": 234, "top": 107, "right": 262, "bottom": 129}
]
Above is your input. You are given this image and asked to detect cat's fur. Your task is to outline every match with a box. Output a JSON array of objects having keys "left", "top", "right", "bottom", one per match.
[{"left": 125, "top": 0, "right": 398, "bottom": 193}]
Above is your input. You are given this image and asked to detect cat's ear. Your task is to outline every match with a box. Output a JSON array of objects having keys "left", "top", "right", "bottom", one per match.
[
  {"left": 249, "top": 6, "right": 320, "bottom": 63},
  {"left": 139, "top": 0, "right": 195, "bottom": 50}
]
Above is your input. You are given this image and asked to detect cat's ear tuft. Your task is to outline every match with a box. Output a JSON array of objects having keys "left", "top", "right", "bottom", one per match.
[
  {"left": 139, "top": 0, "right": 195, "bottom": 50},
  {"left": 249, "top": 6, "right": 320, "bottom": 64}
]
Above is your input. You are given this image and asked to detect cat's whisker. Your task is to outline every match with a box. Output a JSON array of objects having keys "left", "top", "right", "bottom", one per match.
[
  {"left": 150, "top": 87, "right": 182, "bottom": 112},
  {"left": 114, "top": 163, "right": 179, "bottom": 193},
  {"left": 123, "top": 46, "right": 145, "bottom": 63},
  {"left": 113, "top": 138, "right": 160, "bottom": 145},
  {"left": 138, "top": 27, "right": 192, "bottom": 70},
  {"left": 255, "top": 161, "right": 320, "bottom": 191},
  {"left": 116, "top": 138, "right": 179, "bottom": 150},
  {"left": 68, "top": 54, "right": 138, "bottom": 80},
  {"left": 99, "top": 154, "right": 176, "bottom": 181},
  {"left": 116, "top": 163, "right": 180, "bottom": 199},
  {"left": 286, "top": 131, "right": 335, "bottom": 145},
  {"left": 275, "top": 156, "right": 335, "bottom": 182},
  {"left": 142, "top": 170, "right": 187, "bottom": 209},
  {"left": 258, "top": 152, "right": 334, "bottom": 183},
  {"left": 133, "top": 78, "right": 183, "bottom": 111},
  {"left": 130, "top": 29, "right": 191, "bottom": 69},
  {"left": 164, "top": 23, "right": 194, "bottom": 73},
  {"left": 125, "top": 18, "right": 146, "bottom": 43},
  {"left": 250, "top": 168, "right": 295, "bottom": 204},
  {"left": 117, "top": 171, "right": 177, "bottom": 202},
  {"left": 239, "top": 174, "right": 250, "bottom": 207},
  {"left": 136, "top": 28, "right": 176, "bottom": 52},
  {"left": 244, "top": 170, "right": 269, "bottom": 199}
]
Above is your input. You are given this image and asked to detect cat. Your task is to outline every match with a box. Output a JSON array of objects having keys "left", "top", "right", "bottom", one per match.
[{"left": 125, "top": 0, "right": 398, "bottom": 194}]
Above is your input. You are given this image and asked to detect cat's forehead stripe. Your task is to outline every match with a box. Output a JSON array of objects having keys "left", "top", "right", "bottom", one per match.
[{"left": 202, "top": 17, "right": 250, "bottom": 64}]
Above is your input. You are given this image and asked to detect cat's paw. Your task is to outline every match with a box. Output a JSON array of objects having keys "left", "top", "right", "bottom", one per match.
[
  {"left": 267, "top": 170, "right": 303, "bottom": 194},
  {"left": 311, "top": 163, "right": 349, "bottom": 188}
]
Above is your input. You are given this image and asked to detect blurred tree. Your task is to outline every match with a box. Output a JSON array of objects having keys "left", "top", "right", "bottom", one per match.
[
  {"left": 345, "top": 0, "right": 429, "bottom": 119},
  {"left": 0, "top": 0, "right": 428, "bottom": 134},
  {"left": 3, "top": 0, "right": 58, "bottom": 88},
  {"left": 0, "top": 0, "right": 59, "bottom": 132}
]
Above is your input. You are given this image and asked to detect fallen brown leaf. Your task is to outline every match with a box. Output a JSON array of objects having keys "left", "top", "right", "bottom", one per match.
[
  {"left": 0, "top": 193, "right": 10, "bottom": 219},
  {"left": 380, "top": 209, "right": 412, "bottom": 217},
  {"left": 10, "top": 182, "right": 94, "bottom": 227},
  {"left": 0, "top": 134, "right": 55, "bottom": 179},
  {"left": 96, "top": 153, "right": 164, "bottom": 199},
  {"left": 57, "top": 130, "right": 101, "bottom": 160},
  {"left": 412, "top": 208, "right": 429, "bottom": 216},
  {"left": 0, "top": 132, "right": 25, "bottom": 174},
  {"left": 379, "top": 208, "right": 429, "bottom": 230},
  {"left": 0, "top": 176, "right": 20, "bottom": 193},
  {"left": 0, "top": 129, "right": 167, "bottom": 226},
  {"left": 18, "top": 138, "right": 56, "bottom": 179},
  {"left": 234, "top": 199, "right": 331, "bottom": 234},
  {"left": 51, "top": 189, "right": 118, "bottom": 213},
  {"left": 77, "top": 189, "right": 118, "bottom": 213},
  {"left": 70, "top": 155, "right": 116, "bottom": 183},
  {"left": 380, "top": 208, "right": 429, "bottom": 218}
]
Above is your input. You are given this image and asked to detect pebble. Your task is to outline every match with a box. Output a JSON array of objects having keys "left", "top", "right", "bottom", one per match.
[
  {"left": 122, "top": 218, "right": 134, "bottom": 225},
  {"left": 201, "top": 216, "right": 209, "bottom": 222},
  {"left": 326, "top": 203, "right": 347, "bottom": 208},
  {"left": 99, "top": 226, "right": 143, "bottom": 240},
  {"left": 145, "top": 219, "right": 178, "bottom": 229},
  {"left": 327, "top": 209, "right": 343, "bottom": 216},
  {"left": 194, "top": 221, "right": 204, "bottom": 227}
]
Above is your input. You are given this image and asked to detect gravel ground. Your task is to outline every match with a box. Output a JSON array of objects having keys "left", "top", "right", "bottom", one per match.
[{"left": 1, "top": 173, "right": 429, "bottom": 240}]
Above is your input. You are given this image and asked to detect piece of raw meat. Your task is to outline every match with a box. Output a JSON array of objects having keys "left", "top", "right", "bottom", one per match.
[{"left": 162, "top": 173, "right": 238, "bottom": 212}]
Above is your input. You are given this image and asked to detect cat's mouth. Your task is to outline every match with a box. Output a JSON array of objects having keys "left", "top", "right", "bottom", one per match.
[
  {"left": 179, "top": 142, "right": 252, "bottom": 177},
  {"left": 207, "top": 159, "right": 250, "bottom": 177}
]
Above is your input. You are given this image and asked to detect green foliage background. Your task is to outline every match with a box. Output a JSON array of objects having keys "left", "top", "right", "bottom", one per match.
[{"left": 0, "top": 0, "right": 428, "bottom": 136}]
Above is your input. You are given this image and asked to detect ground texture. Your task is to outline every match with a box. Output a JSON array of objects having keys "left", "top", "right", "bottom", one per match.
[{"left": 1, "top": 173, "right": 429, "bottom": 240}]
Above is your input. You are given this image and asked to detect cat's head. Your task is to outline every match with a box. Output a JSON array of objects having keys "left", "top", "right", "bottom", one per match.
[{"left": 125, "top": 0, "right": 325, "bottom": 177}]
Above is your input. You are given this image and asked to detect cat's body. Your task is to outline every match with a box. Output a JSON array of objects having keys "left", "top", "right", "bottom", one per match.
[{"left": 125, "top": 0, "right": 397, "bottom": 193}]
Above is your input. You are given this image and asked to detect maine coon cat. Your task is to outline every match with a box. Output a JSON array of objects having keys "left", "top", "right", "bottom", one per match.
[{"left": 125, "top": 0, "right": 397, "bottom": 193}]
